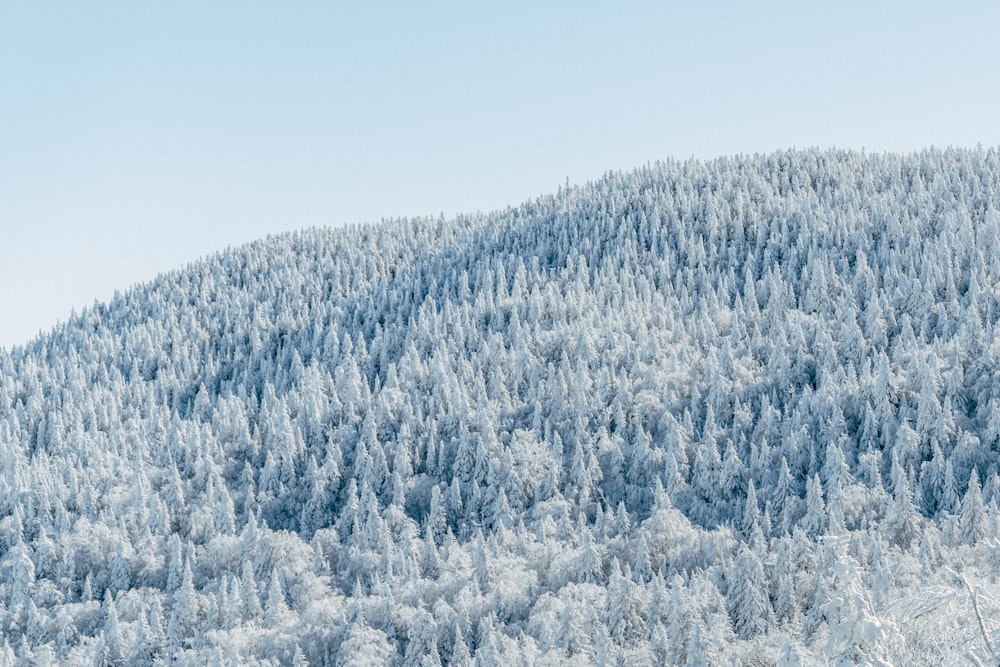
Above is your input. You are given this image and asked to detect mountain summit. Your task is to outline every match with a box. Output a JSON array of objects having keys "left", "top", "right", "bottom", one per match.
[{"left": 3, "top": 148, "right": 1000, "bottom": 664}]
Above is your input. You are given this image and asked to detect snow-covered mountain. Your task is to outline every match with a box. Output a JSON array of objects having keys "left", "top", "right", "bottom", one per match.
[{"left": 4, "top": 148, "right": 1000, "bottom": 664}]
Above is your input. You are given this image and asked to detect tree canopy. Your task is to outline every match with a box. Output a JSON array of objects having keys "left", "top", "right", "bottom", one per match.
[{"left": 3, "top": 148, "right": 1000, "bottom": 663}]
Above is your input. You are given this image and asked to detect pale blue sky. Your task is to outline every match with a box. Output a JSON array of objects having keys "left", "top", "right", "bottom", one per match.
[{"left": 2, "top": 1, "right": 999, "bottom": 348}]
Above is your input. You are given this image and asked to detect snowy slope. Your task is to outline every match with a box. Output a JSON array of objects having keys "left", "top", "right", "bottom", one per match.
[{"left": 3, "top": 148, "right": 1000, "bottom": 664}]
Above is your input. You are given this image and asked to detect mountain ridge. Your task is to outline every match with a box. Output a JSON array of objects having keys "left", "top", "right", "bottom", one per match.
[{"left": 3, "top": 147, "right": 1000, "bottom": 664}]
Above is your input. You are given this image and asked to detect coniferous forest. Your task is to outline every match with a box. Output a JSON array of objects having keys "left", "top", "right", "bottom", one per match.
[{"left": 5, "top": 148, "right": 1000, "bottom": 664}]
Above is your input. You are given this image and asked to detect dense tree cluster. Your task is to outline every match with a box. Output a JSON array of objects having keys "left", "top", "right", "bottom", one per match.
[{"left": 3, "top": 148, "right": 1000, "bottom": 663}]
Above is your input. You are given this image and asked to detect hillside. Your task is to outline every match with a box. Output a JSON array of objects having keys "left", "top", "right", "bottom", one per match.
[{"left": 4, "top": 148, "right": 1000, "bottom": 664}]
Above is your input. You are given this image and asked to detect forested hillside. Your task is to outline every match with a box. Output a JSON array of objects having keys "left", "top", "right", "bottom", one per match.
[{"left": 4, "top": 148, "right": 1000, "bottom": 664}]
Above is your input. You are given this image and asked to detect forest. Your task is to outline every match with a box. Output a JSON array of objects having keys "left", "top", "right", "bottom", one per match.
[{"left": 3, "top": 148, "right": 1000, "bottom": 664}]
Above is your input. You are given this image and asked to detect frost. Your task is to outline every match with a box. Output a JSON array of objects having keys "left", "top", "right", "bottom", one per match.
[{"left": 2, "top": 148, "right": 1000, "bottom": 662}]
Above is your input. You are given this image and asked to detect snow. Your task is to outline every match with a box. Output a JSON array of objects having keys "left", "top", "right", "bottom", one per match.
[{"left": 2, "top": 147, "right": 1000, "bottom": 663}]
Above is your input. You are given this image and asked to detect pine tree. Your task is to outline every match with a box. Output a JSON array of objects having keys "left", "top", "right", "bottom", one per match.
[
  {"left": 337, "top": 607, "right": 394, "bottom": 667},
  {"left": 606, "top": 559, "right": 647, "bottom": 643},
  {"left": 684, "top": 621, "right": 717, "bottom": 667},
  {"left": 265, "top": 568, "right": 289, "bottom": 626},
  {"left": 884, "top": 447, "right": 919, "bottom": 541},
  {"left": 960, "top": 468, "right": 987, "bottom": 545},
  {"left": 425, "top": 485, "right": 449, "bottom": 545},
  {"left": 575, "top": 524, "right": 604, "bottom": 584},
  {"left": 102, "top": 591, "right": 125, "bottom": 666},
  {"left": 771, "top": 538, "right": 799, "bottom": 625},
  {"left": 773, "top": 455, "right": 799, "bottom": 534},
  {"left": 741, "top": 478, "right": 763, "bottom": 539},
  {"left": 940, "top": 458, "right": 960, "bottom": 515},
  {"left": 800, "top": 474, "right": 827, "bottom": 538},
  {"left": 450, "top": 621, "right": 473, "bottom": 667},
  {"left": 727, "top": 545, "right": 772, "bottom": 639},
  {"left": 240, "top": 560, "right": 262, "bottom": 622},
  {"left": 403, "top": 609, "right": 441, "bottom": 667}
]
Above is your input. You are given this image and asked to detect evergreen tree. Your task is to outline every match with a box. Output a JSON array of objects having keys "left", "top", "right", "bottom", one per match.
[
  {"left": 960, "top": 469, "right": 987, "bottom": 545},
  {"left": 800, "top": 474, "right": 827, "bottom": 538},
  {"left": 727, "top": 545, "right": 772, "bottom": 639}
]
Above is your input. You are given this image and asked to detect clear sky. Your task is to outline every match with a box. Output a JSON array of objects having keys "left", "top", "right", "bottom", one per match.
[{"left": 2, "top": 1, "right": 999, "bottom": 348}]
